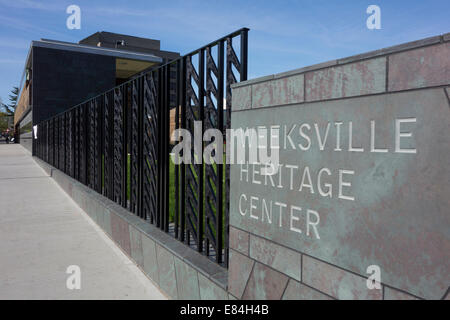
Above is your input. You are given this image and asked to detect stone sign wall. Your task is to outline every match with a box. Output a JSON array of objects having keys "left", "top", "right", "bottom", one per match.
[{"left": 228, "top": 33, "right": 450, "bottom": 300}]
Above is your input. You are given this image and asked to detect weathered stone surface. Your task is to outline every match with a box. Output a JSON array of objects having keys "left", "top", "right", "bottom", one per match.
[
  {"left": 229, "top": 227, "right": 249, "bottom": 255},
  {"left": 282, "top": 279, "right": 332, "bottom": 300},
  {"left": 81, "top": 193, "right": 95, "bottom": 220},
  {"left": 231, "top": 88, "right": 450, "bottom": 299},
  {"left": 142, "top": 236, "right": 159, "bottom": 284},
  {"left": 85, "top": 194, "right": 102, "bottom": 223},
  {"left": 305, "top": 57, "right": 386, "bottom": 101},
  {"left": 110, "top": 213, "right": 131, "bottom": 255},
  {"left": 251, "top": 81, "right": 272, "bottom": 109},
  {"left": 129, "top": 225, "right": 143, "bottom": 267},
  {"left": 272, "top": 75, "right": 304, "bottom": 106},
  {"left": 156, "top": 244, "right": 178, "bottom": 299},
  {"left": 227, "top": 249, "right": 254, "bottom": 299},
  {"left": 384, "top": 287, "right": 419, "bottom": 300},
  {"left": 174, "top": 257, "right": 200, "bottom": 300},
  {"left": 249, "top": 235, "right": 301, "bottom": 281},
  {"left": 338, "top": 35, "right": 441, "bottom": 65},
  {"left": 302, "top": 256, "right": 381, "bottom": 300},
  {"left": 232, "top": 75, "right": 274, "bottom": 88},
  {"left": 252, "top": 74, "right": 304, "bottom": 109},
  {"left": 72, "top": 184, "right": 90, "bottom": 212},
  {"left": 52, "top": 170, "right": 72, "bottom": 196},
  {"left": 242, "top": 262, "right": 289, "bottom": 300},
  {"left": 388, "top": 43, "right": 450, "bottom": 91},
  {"left": 198, "top": 273, "right": 228, "bottom": 300},
  {"left": 97, "top": 206, "right": 112, "bottom": 236},
  {"left": 232, "top": 85, "right": 251, "bottom": 111},
  {"left": 274, "top": 60, "right": 337, "bottom": 79}
]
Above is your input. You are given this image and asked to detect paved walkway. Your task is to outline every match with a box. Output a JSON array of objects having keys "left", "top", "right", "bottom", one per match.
[{"left": 0, "top": 144, "right": 166, "bottom": 299}]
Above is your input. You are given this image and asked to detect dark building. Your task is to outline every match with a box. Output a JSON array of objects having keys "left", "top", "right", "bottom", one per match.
[{"left": 14, "top": 32, "right": 180, "bottom": 153}]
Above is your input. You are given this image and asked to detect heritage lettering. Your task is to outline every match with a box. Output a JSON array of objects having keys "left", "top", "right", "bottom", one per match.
[{"left": 237, "top": 117, "right": 418, "bottom": 240}]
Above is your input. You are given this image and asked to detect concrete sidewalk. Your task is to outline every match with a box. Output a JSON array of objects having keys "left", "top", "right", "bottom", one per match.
[{"left": 0, "top": 144, "right": 167, "bottom": 299}]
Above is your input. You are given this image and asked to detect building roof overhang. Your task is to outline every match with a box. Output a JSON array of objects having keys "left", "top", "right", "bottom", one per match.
[{"left": 31, "top": 39, "right": 163, "bottom": 63}]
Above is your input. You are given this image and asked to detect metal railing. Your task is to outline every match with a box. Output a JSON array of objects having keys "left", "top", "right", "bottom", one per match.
[{"left": 34, "top": 28, "right": 249, "bottom": 267}]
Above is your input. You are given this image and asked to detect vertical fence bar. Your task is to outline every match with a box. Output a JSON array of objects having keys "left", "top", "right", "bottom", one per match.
[
  {"left": 109, "top": 91, "right": 115, "bottom": 200},
  {"left": 122, "top": 84, "right": 128, "bottom": 208},
  {"left": 71, "top": 109, "right": 75, "bottom": 178},
  {"left": 174, "top": 60, "right": 181, "bottom": 239},
  {"left": 63, "top": 112, "right": 67, "bottom": 174},
  {"left": 164, "top": 65, "right": 170, "bottom": 233},
  {"left": 216, "top": 40, "right": 225, "bottom": 263},
  {"left": 83, "top": 103, "right": 89, "bottom": 186},
  {"left": 74, "top": 108, "right": 78, "bottom": 180},
  {"left": 55, "top": 116, "right": 59, "bottom": 169},
  {"left": 130, "top": 80, "right": 138, "bottom": 214},
  {"left": 180, "top": 57, "right": 187, "bottom": 242},
  {"left": 197, "top": 49, "right": 205, "bottom": 253},
  {"left": 137, "top": 76, "right": 144, "bottom": 219},
  {"left": 156, "top": 69, "right": 162, "bottom": 229},
  {"left": 240, "top": 29, "right": 248, "bottom": 82},
  {"left": 97, "top": 96, "right": 104, "bottom": 194}
]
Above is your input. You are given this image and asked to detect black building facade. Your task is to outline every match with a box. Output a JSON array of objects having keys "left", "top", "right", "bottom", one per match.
[{"left": 15, "top": 32, "right": 180, "bottom": 154}]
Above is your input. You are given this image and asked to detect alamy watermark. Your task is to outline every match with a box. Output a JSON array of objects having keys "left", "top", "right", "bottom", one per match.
[
  {"left": 366, "top": 265, "right": 382, "bottom": 290},
  {"left": 171, "top": 121, "right": 280, "bottom": 175},
  {"left": 66, "top": 5, "right": 81, "bottom": 30},
  {"left": 366, "top": 5, "right": 381, "bottom": 30},
  {"left": 66, "top": 265, "right": 81, "bottom": 290}
]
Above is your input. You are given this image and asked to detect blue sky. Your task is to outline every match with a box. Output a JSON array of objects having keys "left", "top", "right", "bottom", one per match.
[{"left": 0, "top": 0, "right": 449, "bottom": 104}]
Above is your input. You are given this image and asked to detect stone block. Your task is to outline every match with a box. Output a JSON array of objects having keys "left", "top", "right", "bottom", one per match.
[
  {"left": 272, "top": 74, "right": 304, "bottom": 106},
  {"left": 229, "top": 227, "right": 249, "bottom": 255},
  {"left": 251, "top": 81, "right": 272, "bottom": 109},
  {"left": 110, "top": 213, "right": 131, "bottom": 256},
  {"left": 388, "top": 43, "right": 450, "bottom": 91},
  {"left": 249, "top": 235, "right": 301, "bottom": 281},
  {"left": 242, "top": 262, "right": 289, "bottom": 300},
  {"left": 384, "top": 287, "right": 419, "bottom": 300},
  {"left": 198, "top": 273, "right": 228, "bottom": 300},
  {"left": 98, "top": 206, "right": 112, "bottom": 236},
  {"left": 302, "top": 256, "right": 382, "bottom": 300},
  {"left": 232, "top": 85, "right": 251, "bottom": 111},
  {"left": 252, "top": 74, "right": 304, "bottom": 108},
  {"left": 142, "top": 236, "right": 159, "bottom": 284},
  {"left": 156, "top": 244, "right": 178, "bottom": 299},
  {"left": 305, "top": 57, "right": 386, "bottom": 101},
  {"left": 174, "top": 257, "right": 200, "bottom": 300},
  {"left": 129, "top": 225, "right": 143, "bottom": 268},
  {"left": 227, "top": 249, "right": 254, "bottom": 299},
  {"left": 282, "top": 279, "right": 332, "bottom": 300}
]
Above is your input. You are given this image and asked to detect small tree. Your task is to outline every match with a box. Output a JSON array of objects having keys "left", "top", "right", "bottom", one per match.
[
  {"left": 0, "top": 87, "right": 19, "bottom": 115},
  {"left": 0, "top": 112, "right": 9, "bottom": 133},
  {"left": 6, "top": 86, "right": 19, "bottom": 115}
]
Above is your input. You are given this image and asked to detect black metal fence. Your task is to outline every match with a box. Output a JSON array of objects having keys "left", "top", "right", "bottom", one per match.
[{"left": 34, "top": 28, "right": 248, "bottom": 267}]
